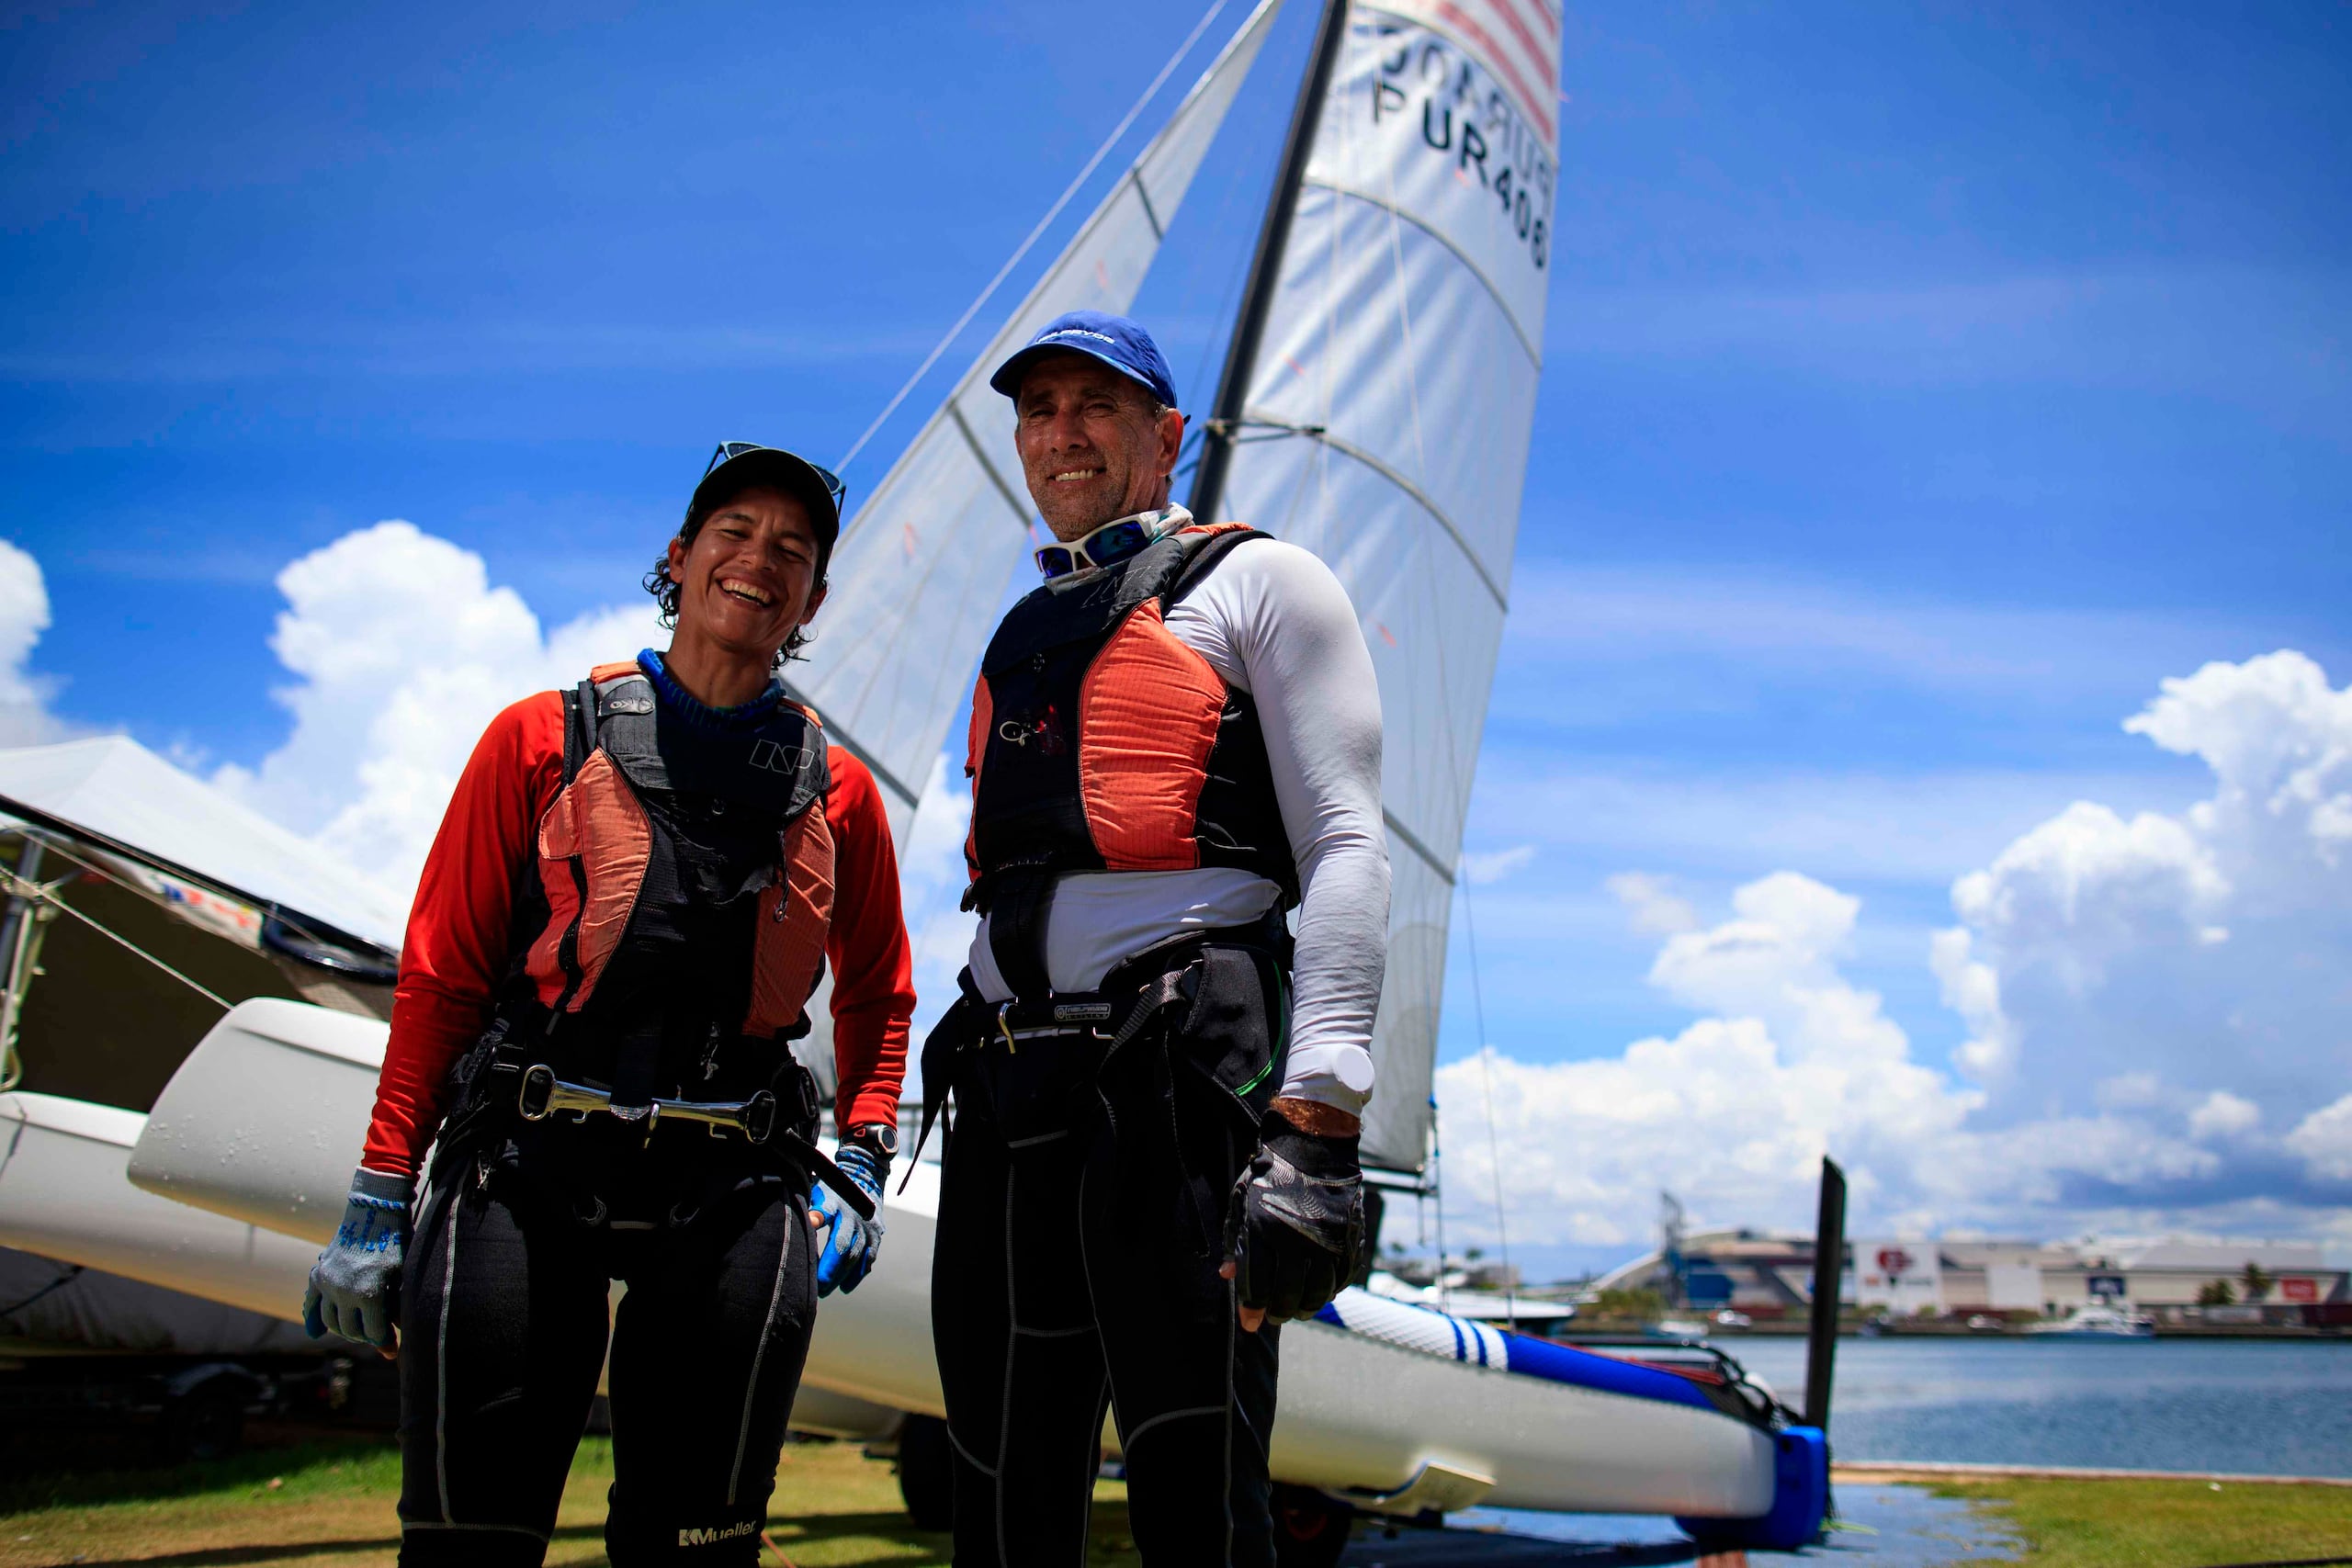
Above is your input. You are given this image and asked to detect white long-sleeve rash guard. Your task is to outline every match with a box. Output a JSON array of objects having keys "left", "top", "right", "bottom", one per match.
[{"left": 968, "top": 532, "right": 1391, "bottom": 1118}]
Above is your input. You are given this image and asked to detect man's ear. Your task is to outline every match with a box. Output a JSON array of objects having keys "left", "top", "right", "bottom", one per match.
[
  {"left": 1158, "top": 407, "right": 1186, "bottom": 478},
  {"left": 664, "top": 535, "right": 689, "bottom": 585},
  {"left": 799, "top": 582, "right": 829, "bottom": 629}
]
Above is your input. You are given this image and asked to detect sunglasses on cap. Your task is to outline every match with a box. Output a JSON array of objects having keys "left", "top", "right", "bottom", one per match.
[
  {"left": 705, "top": 441, "right": 848, "bottom": 513},
  {"left": 1034, "top": 516, "right": 1163, "bottom": 580}
]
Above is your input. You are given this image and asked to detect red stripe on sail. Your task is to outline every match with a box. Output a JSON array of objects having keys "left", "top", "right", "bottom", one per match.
[
  {"left": 1484, "top": 0, "right": 1558, "bottom": 88},
  {"left": 1501, "top": 0, "right": 1560, "bottom": 44},
  {"left": 1436, "top": 0, "right": 1555, "bottom": 141}
]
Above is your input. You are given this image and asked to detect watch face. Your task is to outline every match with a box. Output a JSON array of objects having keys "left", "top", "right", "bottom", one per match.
[{"left": 854, "top": 1122, "right": 899, "bottom": 1156}]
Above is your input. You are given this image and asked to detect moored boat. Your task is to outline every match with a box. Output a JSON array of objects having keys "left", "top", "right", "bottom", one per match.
[{"left": 2028, "top": 1303, "right": 2157, "bottom": 1338}]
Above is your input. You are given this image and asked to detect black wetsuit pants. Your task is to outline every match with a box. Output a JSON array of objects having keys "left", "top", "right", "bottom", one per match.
[
  {"left": 395, "top": 1157, "right": 816, "bottom": 1567},
  {"left": 931, "top": 938, "right": 1287, "bottom": 1567}
]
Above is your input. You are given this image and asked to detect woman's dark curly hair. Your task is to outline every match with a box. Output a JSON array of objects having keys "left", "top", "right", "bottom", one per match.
[{"left": 642, "top": 489, "right": 832, "bottom": 670}]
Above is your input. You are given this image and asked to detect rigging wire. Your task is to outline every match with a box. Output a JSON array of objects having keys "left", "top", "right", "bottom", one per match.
[
  {"left": 0, "top": 860, "right": 231, "bottom": 1012},
  {"left": 832, "top": 0, "right": 1233, "bottom": 477},
  {"left": 1460, "top": 879, "right": 1519, "bottom": 1327}
]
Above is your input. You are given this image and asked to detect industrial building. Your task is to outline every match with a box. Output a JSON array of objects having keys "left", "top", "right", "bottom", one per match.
[{"left": 1589, "top": 1229, "right": 2349, "bottom": 1323}]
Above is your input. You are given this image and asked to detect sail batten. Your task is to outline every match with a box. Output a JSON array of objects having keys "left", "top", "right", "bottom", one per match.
[
  {"left": 1237, "top": 409, "right": 1510, "bottom": 609},
  {"left": 1382, "top": 808, "right": 1455, "bottom": 886},
  {"left": 1298, "top": 178, "right": 1544, "bottom": 365},
  {"left": 948, "top": 406, "right": 1033, "bottom": 527},
  {"left": 1131, "top": 170, "right": 1168, "bottom": 238}
]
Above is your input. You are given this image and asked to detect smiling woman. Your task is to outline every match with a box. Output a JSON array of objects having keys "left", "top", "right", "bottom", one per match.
[
  {"left": 291, "top": 438, "right": 919, "bottom": 1565},
  {"left": 645, "top": 442, "right": 845, "bottom": 701}
]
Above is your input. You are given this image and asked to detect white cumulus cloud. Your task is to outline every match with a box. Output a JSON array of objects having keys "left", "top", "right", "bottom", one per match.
[
  {"left": 1604, "top": 871, "right": 1699, "bottom": 936},
  {"left": 1439, "top": 651, "right": 2352, "bottom": 1253},
  {"left": 0, "top": 538, "right": 71, "bottom": 747},
  {"left": 1933, "top": 650, "right": 2352, "bottom": 1138},
  {"left": 2187, "top": 1089, "right": 2261, "bottom": 1143},
  {"left": 1434, "top": 868, "right": 2221, "bottom": 1248},
  {"left": 1928, "top": 926, "right": 2018, "bottom": 1081},
  {"left": 2287, "top": 1096, "right": 2352, "bottom": 1182},
  {"left": 217, "top": 521, "right": 663, "bottom": 896},
  {"left": 1462, "top": 844, "right": 1537, "bottom": 886}
]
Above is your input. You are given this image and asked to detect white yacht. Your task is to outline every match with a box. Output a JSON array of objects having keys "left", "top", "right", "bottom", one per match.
[{"left": 2028, "top": 1303, "right": 2157, "bottom": 1337}]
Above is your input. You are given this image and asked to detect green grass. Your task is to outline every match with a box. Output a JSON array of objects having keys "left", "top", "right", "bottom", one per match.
[
  {"left": 0, "top": 1436, "right": 1143, "bottom": 1568},
  {"left": 1937, "top": 1476, "right": 2352, "bottom": 1567},
  {"left": 0, "top": 1439, "right": 404, "bottom": 1515},
  {"left": 8, "top": 1438, "right": 2349, "bottom": 1567}
]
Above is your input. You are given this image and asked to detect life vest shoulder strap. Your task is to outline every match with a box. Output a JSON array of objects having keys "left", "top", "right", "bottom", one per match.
[
  {"left": 565, "top": 664, "right": 830, "bottom": 820},
  {"left": 1166, "top": 523, "right": 1267, "bottom": 611},
  {"left": 979, "top": 523, "right": 1270, "bottom": 677}
]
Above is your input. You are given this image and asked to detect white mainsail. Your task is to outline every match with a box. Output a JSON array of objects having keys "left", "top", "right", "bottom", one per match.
[
  {"left": 1206, "top": 0, "right": 1561, "bottom": 1174},
  {"left": 793, "top": 0, "right": 1283, "bottom": 840}
]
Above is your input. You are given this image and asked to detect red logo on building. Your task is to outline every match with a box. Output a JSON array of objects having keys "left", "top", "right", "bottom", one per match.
[{"left": 1877, "top": 1247, "right": 1914, "bottom": 1276}]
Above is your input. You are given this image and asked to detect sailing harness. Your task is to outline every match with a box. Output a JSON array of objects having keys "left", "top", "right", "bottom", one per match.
[
  {"left": 435, "top": 662, "right": 873, "bottom": 1221},
  {"left": 960, "top": 522, "right": 1297, "bottom": 1004},
  {"left": 902, "top": 527, "right": 1308, "bottom": 1175},
  {"left": 908, "top": 911, "right": 1293, "bottom": 1187}
]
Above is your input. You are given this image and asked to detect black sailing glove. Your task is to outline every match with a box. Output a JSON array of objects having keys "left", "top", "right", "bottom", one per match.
[{"left": 1225, "top": 1111, "right": 1365, "bottom": 1325}]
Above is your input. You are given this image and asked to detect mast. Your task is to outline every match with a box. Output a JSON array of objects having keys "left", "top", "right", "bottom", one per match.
[{"left": 1188, "top": 0, "right": 1351, "bottom": 525}]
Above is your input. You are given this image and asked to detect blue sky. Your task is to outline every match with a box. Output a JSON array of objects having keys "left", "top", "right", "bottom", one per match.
[{"left": 6, "top": 2, "right": 2347, "bottom": 1273}]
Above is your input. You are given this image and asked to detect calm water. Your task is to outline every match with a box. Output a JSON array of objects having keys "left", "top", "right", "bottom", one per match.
[
  {"left": 1723, "top": 1335, "right": 2352, "bottom": 1478},
  {"left": 1353, "top": 1337, "right": 2349, "bottom": 1562}
]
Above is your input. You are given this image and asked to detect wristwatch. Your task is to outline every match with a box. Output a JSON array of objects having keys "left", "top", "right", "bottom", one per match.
[{"left": 842, "top": 1121, "right": 899, "bottom": 1162}]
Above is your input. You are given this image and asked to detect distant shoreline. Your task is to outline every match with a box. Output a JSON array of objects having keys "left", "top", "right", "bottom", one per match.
[{"left": 1838, "top": 1459, "right": 2352, "bottom": 1487}]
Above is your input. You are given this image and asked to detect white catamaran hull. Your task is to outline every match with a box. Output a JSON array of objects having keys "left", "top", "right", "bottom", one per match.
[
  {"left": 0, "top": 1089, "right": 318, "bottom": 1323},
  {"left": 106, "top": 999, "right": 1775, "bottom": 1517}
]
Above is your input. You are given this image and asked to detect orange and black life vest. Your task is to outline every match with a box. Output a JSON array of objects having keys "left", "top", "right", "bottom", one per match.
[
  {"left": 502, "top": 660, "right": 836, "bottom": 1111},
  {"left": 962, "top": 525, "right": 1295, "bottom": 998}
]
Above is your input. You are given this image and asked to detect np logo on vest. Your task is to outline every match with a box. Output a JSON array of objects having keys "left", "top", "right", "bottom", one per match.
[
  {"left": 962, "top": 525, "right": 1298, "bottom": 920},
  {"left": 749, "top": 738, "right": 815, "bottom": 775},
  {"left": 520, "top": 663, "right": 841, "bottom": 1053}
]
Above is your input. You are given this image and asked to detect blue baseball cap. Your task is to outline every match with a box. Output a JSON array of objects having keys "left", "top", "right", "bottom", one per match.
[{"left": 989, "top": 310, "right": 1180, "bottom": 410}]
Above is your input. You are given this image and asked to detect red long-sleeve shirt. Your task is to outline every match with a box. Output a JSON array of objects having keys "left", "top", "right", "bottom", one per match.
[{"left": 359, "top": 690, "right": 914, "bottom": 1178}]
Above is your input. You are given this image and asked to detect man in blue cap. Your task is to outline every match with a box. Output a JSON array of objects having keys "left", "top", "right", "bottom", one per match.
[{"left": 924, "top": 311, "right": 1390, "bottom": 1564}]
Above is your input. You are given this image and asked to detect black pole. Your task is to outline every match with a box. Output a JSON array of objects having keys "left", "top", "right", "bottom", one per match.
[
  {"left": 1804, "top": 1156, "right": 1848, "bottom": 1431},
  {"left": 1187, "top": 0, "right": 1351, "bottom": 525}
]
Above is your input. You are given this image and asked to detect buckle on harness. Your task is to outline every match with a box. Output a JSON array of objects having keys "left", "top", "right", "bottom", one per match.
[
  {"left": 994, "top": 1000, "right": 1092, "bottom": 1054},
  {"left": 514, "top": 1064, "right": 876, "bottom": 1221},
  {"left": 516, "top": 1064, "right": 778, "bottom": 1145}
]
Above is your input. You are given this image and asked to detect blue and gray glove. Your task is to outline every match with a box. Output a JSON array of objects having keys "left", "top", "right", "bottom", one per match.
[
  {"left": 302, "top": 1166, "right": 412, "bottom": 1350},
  {"left": 811, "top": 1143, "right": 888, "bottom": 1296}
]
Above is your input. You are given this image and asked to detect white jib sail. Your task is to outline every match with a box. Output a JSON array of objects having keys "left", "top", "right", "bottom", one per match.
[
  {"left": 1208, "top": 0, "right": 1562, "bottom": 1174},
  {"left": 792, "top": 0, "right": 1284, "bottom": 843}
]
